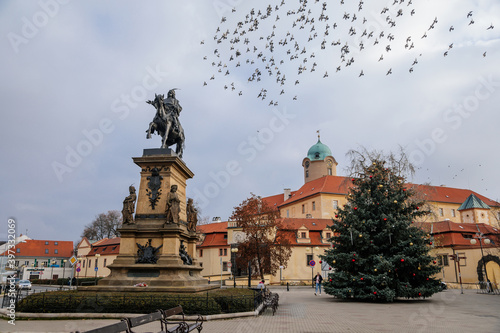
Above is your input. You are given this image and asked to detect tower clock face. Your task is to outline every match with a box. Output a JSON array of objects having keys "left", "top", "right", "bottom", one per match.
[
  {"left": 305, "top": 161, "right": 310, "bottom": 168},
  {"left": 327, "top": 160, "right": 333, "bottom": 167}
]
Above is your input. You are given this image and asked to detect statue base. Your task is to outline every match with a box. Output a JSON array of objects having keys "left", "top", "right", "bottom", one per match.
[{"left": 80, "top": 149, "right": 217, "bottom": 293}]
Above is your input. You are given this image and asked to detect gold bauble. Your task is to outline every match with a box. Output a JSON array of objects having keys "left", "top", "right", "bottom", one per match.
[
  {"left": 409, "top": 242, "right": 413, "bottom": 246},
  {"left": 333, "top": 260, "right": 336, "bottom": 264},
  {"left": 394, "top": 200, "right": 398, "bottom": 203},
  {"left": 359, "top": 234, "right": 363, "bottom": 238},
  {"left": 374, "top": 268, "right": 378, "bottom": 272},
  {"left": 418, "top": 267, "right": 421, "bottom": 270}
]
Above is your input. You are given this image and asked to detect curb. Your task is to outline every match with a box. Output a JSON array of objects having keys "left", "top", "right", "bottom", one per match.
[{"left": 0, "top": 303, "right": 265, "bottom": 321}]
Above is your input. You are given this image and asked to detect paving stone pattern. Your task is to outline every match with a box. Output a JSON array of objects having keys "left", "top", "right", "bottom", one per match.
[{"left": 0, "top": 287, "right": 499, "bottom": 332}]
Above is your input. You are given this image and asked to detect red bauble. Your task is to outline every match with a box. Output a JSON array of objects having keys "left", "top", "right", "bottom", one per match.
[
  {"left": 352, "top": 178, "right": 355, "bottom": 182},
  {"left": 416, "top": 206, "right": 420, "bottom": 210},
  {"left": 335, "top": 215, "right": 338, "bottom": 218},
  {"left": 401, "top": 259, "right": 405, "bottom": 262},
  {"left": 352, "top": 259, "right": 356, "bottom": 262},
  {"left": 383, "top": 218, "right": 387, "bottom": 221},
  {"left": 373, "top": 291, "right": 377, "bottom": 295},
  {"left": 433, "top": 260, "right": 437, "bottom": 264},
  {"left": 329, "top": 267, "right": 332, "bottom": 270},
  {"left": 369, "top": 175, "right": 372, "bottom": 178},
  {"left": 429, "top": 242, "right": 433, "bottom": 245},
  {"left": 354, "top": 207, "right": 358, "bottom": 210},
  {"left": 329, "top": 279, "right": 332, "bottom": 282},
  {"left": 413, "top": 273, "right": 416, "bottom": 276},
  {"left": 319, "top": 260, "right": 322, "bottom": 264},
  {"left": 426, "top": 278, "right": 429, "bottom": 281},
  {"left": 360, "top": 277, "right": 364, "bottom": 281},
  {"left": 418, "top": 292, "right": 422, "bottom": 296}
]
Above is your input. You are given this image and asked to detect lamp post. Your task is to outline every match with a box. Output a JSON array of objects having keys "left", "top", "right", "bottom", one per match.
[
  {"left": 61, "top": 260, "right": 66, "bottom": 288},
  {"left": 94, "top": 254, "right": 100, "bottom": 285},
  {"left": 470, "top": 231, "right": 491, "bottom": 292},
  {"left": 231, "top": 248, "right": 238, "bottom": 288},
  {"left": 306, "top": 246, "right": 320, "bottom": 288}
]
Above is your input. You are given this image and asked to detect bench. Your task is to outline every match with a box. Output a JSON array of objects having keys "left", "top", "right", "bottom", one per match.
[
  {"left": 77, "top": 305, "right": 202, "bottom": 333},
  {"left": 261, "top": 290, "right": 279, "bottom": 316},
  {"left": 160, "top": 305, "right": 203, "bottom": 333}
]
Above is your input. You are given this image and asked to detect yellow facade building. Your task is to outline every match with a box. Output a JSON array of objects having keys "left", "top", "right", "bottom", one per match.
[{"left": 196, "top": 137, "right": 500, "bottom": 288}]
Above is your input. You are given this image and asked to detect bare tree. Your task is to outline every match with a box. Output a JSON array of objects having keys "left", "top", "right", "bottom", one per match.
[{"left": 80, "top": 210, "right": 122, "bottom": 240}]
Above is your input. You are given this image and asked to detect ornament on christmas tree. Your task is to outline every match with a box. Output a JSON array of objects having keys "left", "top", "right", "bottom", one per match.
[
  {"left": 374, "top": 291, "right": 377, "bottom": 295},
  {"left": 401, "top": 259, "right": 405, "bottom": 262},
  {"left": 359, "top": 234, "right": 363, "bottom": 238},
  {"left": 374, "top": 268, "right": 377, "bottom": 272},
  {"left": 394, "top": 200, "right": 397, "bottom": 203},
  {"left": 409, "top": 242, "right": 413, "bottom": 246}
]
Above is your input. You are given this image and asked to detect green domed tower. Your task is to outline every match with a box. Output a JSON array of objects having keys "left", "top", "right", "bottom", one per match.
[{"left": 302, "top": 134, "right": 338, "bottom": 183}]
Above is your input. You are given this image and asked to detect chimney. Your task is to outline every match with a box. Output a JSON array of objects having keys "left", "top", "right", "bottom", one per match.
[{"left": 284, "top": 188, "right": 292, "bottom": 201}]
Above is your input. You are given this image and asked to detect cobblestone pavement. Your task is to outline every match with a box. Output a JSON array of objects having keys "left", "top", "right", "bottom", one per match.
[{"left": 0, "top": 287, "right": 499, "bottom": 333}]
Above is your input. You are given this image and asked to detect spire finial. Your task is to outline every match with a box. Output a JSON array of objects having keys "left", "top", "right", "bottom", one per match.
[{"left": 317, "top": 130, "right": 320, "bottom": 141}]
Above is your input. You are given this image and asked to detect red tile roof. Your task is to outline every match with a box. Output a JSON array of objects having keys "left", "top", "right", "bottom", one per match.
[
  {"left": 1, "top": 240, "right": 74, "bottom": 258},
  {"left": 198, "top": 233, "right": 228, "bottom": 248},
  {"left": 416, "top": 221, "right": 500, "bottom": 250},
  {"left": 87, "top": 237, "right": 121, "bottom": 256},
  {"left": 271, "top": 175, "right": 499, "bottom": 208},
  {"left": 275, "top": 229, "right": 331, "bottom": 247},
  {"left": 197, "top": 222, "right": 228, "bottom": 234},
  {"left": 278, "top": 176, "right": 351, "bottom": 208}
]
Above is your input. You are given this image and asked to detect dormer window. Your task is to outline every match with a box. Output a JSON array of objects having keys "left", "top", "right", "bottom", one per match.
[
  {"left": 315, "top": 152, "right": 320, "bottom": 159},
  {"left": 301, "top": 232, "right": 306, "bottom": 238}
]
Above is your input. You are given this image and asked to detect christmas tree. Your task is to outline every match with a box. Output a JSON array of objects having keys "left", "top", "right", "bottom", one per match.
[{"left": 322, "top": 150, "right": 442, "bottom": 302}]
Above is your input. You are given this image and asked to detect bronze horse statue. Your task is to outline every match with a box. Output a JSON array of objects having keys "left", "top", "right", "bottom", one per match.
[{"left": 146, "top": 92, "right": 185, "bottom": 157}]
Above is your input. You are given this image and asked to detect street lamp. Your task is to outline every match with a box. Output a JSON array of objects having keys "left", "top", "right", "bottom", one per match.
[
  {"left": 94, "top": 254, "right": 100, "bottom": 285},
  {"left": 231, "top": 248, "right": 238, "bottom": 288},
  {"left": 306, "top": 246, "right": 320, "bottom": 288},
  {"left": 470, "top": 232, "right": 492, "bottom": 292},
  {"left": 61, "top": 260, "right": 66, "bottom": 288}
]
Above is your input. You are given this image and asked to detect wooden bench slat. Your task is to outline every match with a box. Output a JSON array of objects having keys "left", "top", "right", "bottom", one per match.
[
  {"left": 128, "top": 310, "right": 163, "bottom": 327},
  {"left": 162, "top": 305, "right": 183, "bottom": 318},
  {"left": 83, "top": 320, "right": 129, "bottom": 333}
]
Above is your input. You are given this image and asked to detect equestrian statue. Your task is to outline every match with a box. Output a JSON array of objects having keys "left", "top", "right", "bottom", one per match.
[{"left": 146, "top": 89, "right": 185, "bottom": 157}]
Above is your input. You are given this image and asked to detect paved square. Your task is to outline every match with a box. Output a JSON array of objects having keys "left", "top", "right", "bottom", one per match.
[{"left": 0, "top": 287, "right": 499, "bottom": 332}]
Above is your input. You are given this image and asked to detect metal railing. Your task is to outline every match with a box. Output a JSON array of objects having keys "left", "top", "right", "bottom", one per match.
[{"left": 476, "top": 281, "right": 500, "bottom": 295}]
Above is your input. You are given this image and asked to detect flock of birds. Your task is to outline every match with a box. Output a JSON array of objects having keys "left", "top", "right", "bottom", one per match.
[{"left": 201, "top": 0, "right": 496, "bottom": 105}]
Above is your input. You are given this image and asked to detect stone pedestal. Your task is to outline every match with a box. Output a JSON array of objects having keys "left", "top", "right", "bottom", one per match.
[{"left": 81, "top": 149, "right": 217, "bottom": 292}]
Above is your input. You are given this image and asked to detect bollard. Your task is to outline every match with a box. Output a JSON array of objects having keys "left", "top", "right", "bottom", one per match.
[{"left": 287, "top": 282, "right": 289, "bottom": 291}]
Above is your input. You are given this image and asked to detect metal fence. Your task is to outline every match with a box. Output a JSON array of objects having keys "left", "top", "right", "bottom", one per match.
[
  {"left": 476, "top": 281, "right": 500, "bottom": 295},
  {"left": 2, "top": 289, "right": 264, "bottom": 315}
]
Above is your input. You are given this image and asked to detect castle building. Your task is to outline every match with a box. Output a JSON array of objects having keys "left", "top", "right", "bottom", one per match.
[{"left": 197, "top": 137, "right": 500, "bottom": 287}]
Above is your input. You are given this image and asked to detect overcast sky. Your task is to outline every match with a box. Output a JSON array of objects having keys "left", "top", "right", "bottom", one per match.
[{"left": 1, "top": 1, "right": 499, "bottom": 245}]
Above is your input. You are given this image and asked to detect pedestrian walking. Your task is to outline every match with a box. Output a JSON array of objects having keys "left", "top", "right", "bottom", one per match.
[
  {"left": 258, "top": 279, "right": 266, "bottom": 291},
  {"left": 314, "top": 272, "right": 323, "bottom": 295}
]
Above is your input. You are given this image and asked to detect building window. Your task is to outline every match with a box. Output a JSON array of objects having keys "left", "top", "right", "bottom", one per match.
[
  {"left": 200, "top": 263, "right": 203, "bottom": 267},
  {"left": 306, "top": 254, "right": 313, "bottom": 266},
  {"left": 302, "top": 204, "right": 305, "bottom": 214},
  {"left": 83, "top": 260, "right": 85, "bottom": 268},
  {"left": 219, "top": 249, "right": 223, "bottom": 256},
  {"left": 301, "top": 232, "right": 307, "bottom": 238},
  {"left": 326, "top": 232, "right": 331, "bottom": 239},
  {"left": 437, "top": 254, "right": 449, "bottom": 266},
  {"left": 45, "top": 249, "right": 49, "bottom": 254},
  {"left": 224, "top": 234, "right": 227, "bottom": 239},
  {"left": 332, "top": 200, "right": 338, "bottom": 209},
  {"left": 54, "top": 242, "right": 58, "bottom": 246},
  {"left": 223, "top": 261, "right": 228, "bottom": 271},
  {"left": 439, "top": 208, "right": 444, "bottom": 217},
  {"left": 24, "top": 261, "right": 29, "bottom": 265},
  {"left": 312, "top": 201, "right": 316, "bottom": 211},
  {"left": 88, "top": 259, "right": 92, "bottom": 268},
  {"left": 451, "top": 209, "right": 456, "bottom": 217},
  {"left": 45, "top": 241, "right": 49, "bottom": 245},
  {"left": 306, "top": 170, "right": 309, "bottom": 178},
  {"left": 16, "top": 248, "right": 20, "bottom": 253},
  {"left": 327, "top": 168, "right": 332, "bottom": 175},
  {"left": 14, "top": 260, "right": 19, "bottom": 267},
  {"left": 199, "top": 249, "right": 203, "bottom": 257},
  {"left": 286, "top": 209, "right": 289, "bottom": 218},
  {"left": 224, "top": 248, "right": 227, "bottom": 256},
  {"left": 95, "top": 259, "right": 98, "bottom": 268},
  {"left": 104, "top": 259, "right": 107, "bottom": 267},
  {"left": 54, "top": 249, "right": 58, "bottom": 254}
]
